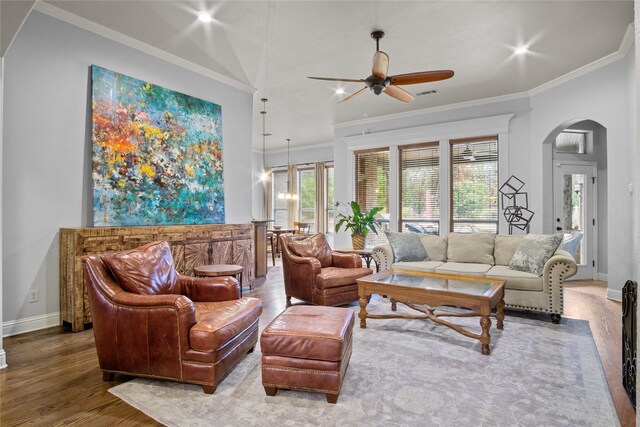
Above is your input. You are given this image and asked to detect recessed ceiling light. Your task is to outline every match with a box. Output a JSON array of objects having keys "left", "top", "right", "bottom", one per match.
[
  {"left": 198, "top": 12, "right": 213, "bottom": 23},
  {"left": 335, "top": 88, "right": 345, "bottom": 95},
  {"left": 515, "top": 46, "right": 528, "bottom": 55}
]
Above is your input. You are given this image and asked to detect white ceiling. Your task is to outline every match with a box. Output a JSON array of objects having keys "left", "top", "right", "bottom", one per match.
[{"left": 34, "top": 1, "right": 635, "bottom": 150}]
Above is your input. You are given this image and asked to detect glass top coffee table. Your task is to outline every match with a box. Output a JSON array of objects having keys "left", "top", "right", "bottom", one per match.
[{"left": 356, "top": 270, "right": 506, "bottom": 355}]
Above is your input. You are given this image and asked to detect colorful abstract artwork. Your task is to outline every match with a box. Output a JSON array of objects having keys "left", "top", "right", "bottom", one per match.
[{"left": 91, "top": 65, "right": 224, "bottom": 226}]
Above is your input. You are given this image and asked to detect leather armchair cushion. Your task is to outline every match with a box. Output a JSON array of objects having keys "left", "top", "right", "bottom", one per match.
[
  {"left": 102, "top": 241, "right": 180, "bottom": 295},
  {"left": 316, "top": 266, "right": 373, "bottom": 289},
  {"left": 260, "top": 306, "right": 354, "bottom": 361},
  {"left": 288, "top": 234, "right": 333, "bottom": 268},
  {"left": 190, "top": 298, "right": 263, "bottom": 352}
]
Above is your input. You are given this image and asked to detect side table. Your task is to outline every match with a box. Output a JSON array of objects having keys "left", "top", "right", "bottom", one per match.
[
  {"left": 193, "top": 264, "right": 246, "bottom": 297},
  {"left": 334, "top": 248, "right": 378, "bottom": 272}
]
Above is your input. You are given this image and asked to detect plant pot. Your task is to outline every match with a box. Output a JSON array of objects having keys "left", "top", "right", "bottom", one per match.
[{"left": 351, "top": 234, "right": 365, "bottom": 250}]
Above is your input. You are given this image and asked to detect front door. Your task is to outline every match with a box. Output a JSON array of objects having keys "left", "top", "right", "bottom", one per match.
[{"left": 553, "top": 163, "right": 596, "bottom": 279}]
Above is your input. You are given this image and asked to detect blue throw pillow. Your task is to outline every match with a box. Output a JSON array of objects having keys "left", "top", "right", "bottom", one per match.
[{"left": 385, "top": 232, "right": 429, "bottom": 262}]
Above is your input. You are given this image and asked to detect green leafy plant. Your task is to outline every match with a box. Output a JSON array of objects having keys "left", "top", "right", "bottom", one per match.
[{"left": 334, "top": 201, "right": 383, "bottom": 237}]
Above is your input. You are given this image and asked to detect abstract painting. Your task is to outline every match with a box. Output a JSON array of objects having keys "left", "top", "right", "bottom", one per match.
[{"left": 91, "top": 65, "right": 224, "bottom": 226}]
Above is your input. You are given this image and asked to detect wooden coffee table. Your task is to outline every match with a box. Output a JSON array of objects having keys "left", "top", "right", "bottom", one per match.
[{"left": 356, "top": 270, "right": 505, "bottom": 355}]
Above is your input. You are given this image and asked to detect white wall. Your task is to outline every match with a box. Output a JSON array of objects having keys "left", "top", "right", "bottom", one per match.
[
  {"left": 530, "top": 47, "right": 635, "bottom": 300},
  {"left": 265, "top": 143, "right": 333, "bottom": 168},
  {"left": 252, "top": 151, "right": 265, "bottom": 220},
  {"left": 2, "top": 11, "right": 254, "bottom": 330},
  {"left": 0, "top": 56, "right": 6, "bottom": 366}
]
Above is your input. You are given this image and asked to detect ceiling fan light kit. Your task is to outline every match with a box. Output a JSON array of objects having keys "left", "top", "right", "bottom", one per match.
[{"left": 308, "top": 30, "right": 454, "bottom": 104}]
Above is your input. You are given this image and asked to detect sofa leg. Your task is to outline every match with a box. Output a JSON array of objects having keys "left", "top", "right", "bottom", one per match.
[
  {"left": 202, "top": 385, "right": 217, "bottom": 394},
  {"left": 102, "top": 372, "right": 115, "bottom": 382},
  {"left": 550, "top": 314, "right": 561, "bottom": 324},
  {"left": 247, "top": 346, "right": 255, "bottom": 354},
  {"left": 326, "top": 393, "right": 339, "bottom": 404},
  {"left": 264, "top": 386, "right": 278, "bottom": 396},
  {"left": 286, "top": 295, "right": 292, "bottom": 307}
]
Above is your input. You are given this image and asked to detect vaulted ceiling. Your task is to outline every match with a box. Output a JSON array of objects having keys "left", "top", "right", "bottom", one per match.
[{"left": 6, "top": 1, "right": 635, "bottom": 150}]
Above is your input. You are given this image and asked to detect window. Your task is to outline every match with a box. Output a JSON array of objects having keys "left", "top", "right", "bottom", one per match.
[
  {"left": 354, "top": 148, "right": 389, "bottom": 246},
  {"left": 399, "top": 143, "right": 440, "bottom": 235},
  {"left": 450, "top": 137, "right": 499, "bottom": 233},
  {"left": 325, "top": 164, "right": 335, "bottom": 233},
  {"left": 555, "top": 131, "right": 587, "bottom": 154},
  {"left": 297, "top": 167, "right": 316, "bottom": 231},
  {"left": 272, "top": 170, "right": 288, "bottom": 227}
]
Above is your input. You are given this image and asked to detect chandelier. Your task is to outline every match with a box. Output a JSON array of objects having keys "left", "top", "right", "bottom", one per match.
[{"left": 278, "top": 138, "right": 298, "bottom": 200}]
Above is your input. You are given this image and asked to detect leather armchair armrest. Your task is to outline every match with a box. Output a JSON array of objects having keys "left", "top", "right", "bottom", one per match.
[
  {"left": 286, "top": 253, "right": 322, "bottom": 274},
  {"left": 331, "top": 252, "right": 362, "bottom": 268},
  {"left": 179, "top": 275, "right": 240, "bottom": 302},
  {"left": 111, "top": 291, "right": 196, "bottom": 328}
]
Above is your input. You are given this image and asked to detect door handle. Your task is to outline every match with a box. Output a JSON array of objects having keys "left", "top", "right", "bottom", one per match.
[{"left": 556, "top": 227, "right": 563, "bottom": 231}]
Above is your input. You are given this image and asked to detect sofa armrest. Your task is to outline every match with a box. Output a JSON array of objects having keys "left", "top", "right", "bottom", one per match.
[
  {"left": 286, "top": 253, "right": 322, "bottom": 274},
  {"left": 332, "top": 252, "right": 362, "bottom": 268},
  {"left": 542, "top": 249, "right": 578, "bottom": 314},
  {"left": 179, "top": 275, "right": 240, "bottom": 302},
  {"left": 372, "top": 244, "right": 394, "bottom": 272}
]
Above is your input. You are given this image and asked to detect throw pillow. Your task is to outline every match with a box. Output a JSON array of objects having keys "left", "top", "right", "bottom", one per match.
[
  {"left": 509, "top": 234, "right": 564, "bottom": 276},
  {"left": 417, "top": 235, "right": 448, "bottom": 262},
  {"left": 447, "top": 233, "right": 495, "bottom": 265},
  {"left": 385, "top": 232, "right": 428, "bottom": 262},
  {"left": 102, "top": 240, "right": 180, "bottom": 295},
  {"left": 494, "top": 235, "right": 524, "bottom": 266}
]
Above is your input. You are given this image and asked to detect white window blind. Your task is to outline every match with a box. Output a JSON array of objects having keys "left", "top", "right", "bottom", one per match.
[
  {"left": 354, "top": 148, "right": 389, "bottom": 247},
  {"left": 450, "top": 137, "right": 499, "bottom": 233},
  {"left": 399, "top": 142, "right": 440, "bottom": 235},
  {"left": 297, "top": 167, "right": 316, "bottom": 230},
  {"left": 272, "top": 170, "right": 288, "bottom": 227}
]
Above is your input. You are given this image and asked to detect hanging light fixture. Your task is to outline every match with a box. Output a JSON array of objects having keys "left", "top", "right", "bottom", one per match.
[
  {"left": 259, "top": 98, "right": 271, "bottom": 181},
  {"left": 278, "top": 138, "right": 298, "bottom": 200}
]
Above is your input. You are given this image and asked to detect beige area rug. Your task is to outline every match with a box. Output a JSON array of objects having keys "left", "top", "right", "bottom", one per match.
[{"left": 110, "top": 299, "right": 619, "bottom": 427}]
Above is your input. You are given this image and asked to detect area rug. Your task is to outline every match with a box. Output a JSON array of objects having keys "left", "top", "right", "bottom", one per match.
[{"left": 110, "top": 299, "right": 619, "bottom": 427}]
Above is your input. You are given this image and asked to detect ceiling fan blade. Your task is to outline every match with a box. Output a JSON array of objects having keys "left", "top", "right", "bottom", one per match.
[
  {"left": 383, "top": 85, "right": 415, "bottom": 103},
  {"left": 390, "top": 70, "right": 454, "bottom": 86},
  {"left": 338, "top": 87, "right": 368, "bottom": 104},
  {"left": 308, "top": 76, "right": 366, "bottom": 83},
  {"left": 372, "top": 51, "right": 389, "bottom": 79}
]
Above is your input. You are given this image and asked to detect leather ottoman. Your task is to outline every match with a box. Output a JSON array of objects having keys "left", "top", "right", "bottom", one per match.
[{"left": 260, "top": 305, "right": 354, "bottom": 403}]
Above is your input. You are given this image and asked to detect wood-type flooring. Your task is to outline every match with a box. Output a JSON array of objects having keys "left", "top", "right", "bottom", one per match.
[{"left": 0, "top": 263, "right": 634, "bottom": 426}]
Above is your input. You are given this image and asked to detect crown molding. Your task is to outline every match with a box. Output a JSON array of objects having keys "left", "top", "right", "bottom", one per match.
[
  {"left": 336, "top": 23, "right": 634, "bottom": 130},
  {"left": 264, "top": 141, "right": 334, "bottom": 155},
  {"left": 32, "top": 2, "right": 256, "bottom": 94},
  {"left": 1, "top": 0, "right": 38, "bottom": 58}
]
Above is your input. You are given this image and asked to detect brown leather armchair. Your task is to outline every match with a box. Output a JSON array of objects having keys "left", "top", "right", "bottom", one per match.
[
  {"left": 82, "top": 240, "right": 263, "bottom": 394},
  {"left": 280, "top": 233, "right": 373, "bottom": 306}
]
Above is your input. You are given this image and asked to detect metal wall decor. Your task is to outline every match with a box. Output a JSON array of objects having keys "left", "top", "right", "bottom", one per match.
[
  {"left": 622, "top": 280, "right": 637, "bottom": 409},
  {"left": 499, "top": 175, "right": 534, "bottom": 234}
]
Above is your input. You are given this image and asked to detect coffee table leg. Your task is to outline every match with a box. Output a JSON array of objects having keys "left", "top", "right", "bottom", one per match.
[
  {"left": 496, "top": 298, "right": 505, "bottom": 330},
  {"left": 480, "top": 316, "right": 492, "bottom": 355},
  {"left": 358, "top": 296, "right": 368, "bottom": 328},
  {"left": 390, "top": 298, "right": 397, "bottom": 312}
]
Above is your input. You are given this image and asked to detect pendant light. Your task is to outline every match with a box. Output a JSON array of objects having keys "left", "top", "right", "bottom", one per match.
[
  {"left": 259, "top": 98, "right": 271, "bottom": 181},
  {"left": 278, "top": 138, "right": 299, "bottom": 200}
]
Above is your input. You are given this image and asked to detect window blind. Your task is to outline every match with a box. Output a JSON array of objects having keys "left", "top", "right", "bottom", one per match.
[
  {"left": 297, "top": 167, "right": 316, "bottom": 229},
  {"left": 399, "top": 142, "right": 440, "bottom": 235},
  {"left": 354, "top": 148, "right": 389, "bottom": 246},
  {"left": 450, "top": 136, "right": 499, "bottom": 233},
  {"left": 272, "top": 170, "right": 288, "bottom": 227}
]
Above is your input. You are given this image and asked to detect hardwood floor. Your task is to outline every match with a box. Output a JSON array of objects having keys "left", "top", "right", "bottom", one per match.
[{"left": 0, "top": 266, "right": 634, "bottom": 426}]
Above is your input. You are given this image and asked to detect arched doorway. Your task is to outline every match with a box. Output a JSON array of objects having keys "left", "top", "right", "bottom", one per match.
[{"left": 542, "top": 119, "right": 607, "bottom": 280}]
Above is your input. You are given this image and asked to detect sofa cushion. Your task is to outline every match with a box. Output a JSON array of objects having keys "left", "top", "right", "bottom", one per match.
[
  {"left": 101, "top": 240, "right": 180, "bottom": 295},
  {"left": 392, "top": 261, "right": 445, "bottom": 273},
  {"left": 316, "top": 267, "right": 373, "bottom": 289},
  {"left": 447, "top": 233, "right": 495, "bottom": 265},
  {"left": 435, "top": 262, "right": 492, "bottom": 277},
  {"left": 494, "top": 235, "right": 524, "bottom": 266},
  {"left": 190, "top": 298, "right": 263, "bottom": 353},
  {"left": 289, "top": 233, "right": 333, "bottom": 268},
  {"left": 418, "top": 235, "right": 448, "bottom": 262},
  {"left": 486, "top": 266, "right": 543, "bottom": 291},
  {"left": 509, "top": 234, "right": 563, "bottom": 276},
  {"left": 385, "top": 232, "right": 428, "bottom": 262}
]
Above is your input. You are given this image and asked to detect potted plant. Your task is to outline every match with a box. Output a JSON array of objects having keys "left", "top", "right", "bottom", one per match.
[{"left": 334, "top": 201, "right": 383, "bottom": 250}]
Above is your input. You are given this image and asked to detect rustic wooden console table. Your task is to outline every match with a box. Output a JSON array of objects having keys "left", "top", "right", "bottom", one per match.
[{"left": 60, "top": 224, "right": 254, "bottom": 332}]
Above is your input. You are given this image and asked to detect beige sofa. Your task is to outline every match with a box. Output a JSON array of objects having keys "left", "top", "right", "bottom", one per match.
[{"left": 371, "top": 233, "right": 577, "bottom": 323}]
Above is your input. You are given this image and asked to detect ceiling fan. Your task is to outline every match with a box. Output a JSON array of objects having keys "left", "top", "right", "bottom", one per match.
[{"left": 308, "top": 30, "right": 454, "bottom": 104}]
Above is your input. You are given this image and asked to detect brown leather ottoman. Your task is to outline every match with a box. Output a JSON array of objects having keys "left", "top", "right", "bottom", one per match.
[{"left": 260, "top": 305, "right": 354, "bottom": 403}]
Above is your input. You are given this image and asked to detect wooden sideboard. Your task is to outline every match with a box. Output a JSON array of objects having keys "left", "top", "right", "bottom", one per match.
[{"left": 60, "top": 224, "right": 254, "bottom": 332}]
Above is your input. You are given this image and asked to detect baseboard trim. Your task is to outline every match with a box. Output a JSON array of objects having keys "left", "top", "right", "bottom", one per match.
[
  {"left": 2, "top": 312, "right": 60, "bottom": 337},
  {"left": 606, "top": 288, "right": 622, "bottom": 302},
  {"left": 596, "top": 273, "right": 608, "bottom": 281},
  {"left": 0, "top": 349, "right": 7, "bottom": 369}
]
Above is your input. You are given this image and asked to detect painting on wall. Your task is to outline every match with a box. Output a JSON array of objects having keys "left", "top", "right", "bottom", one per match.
[{"left": 91, "top": 65, "right": 224, "bottom": 226}]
